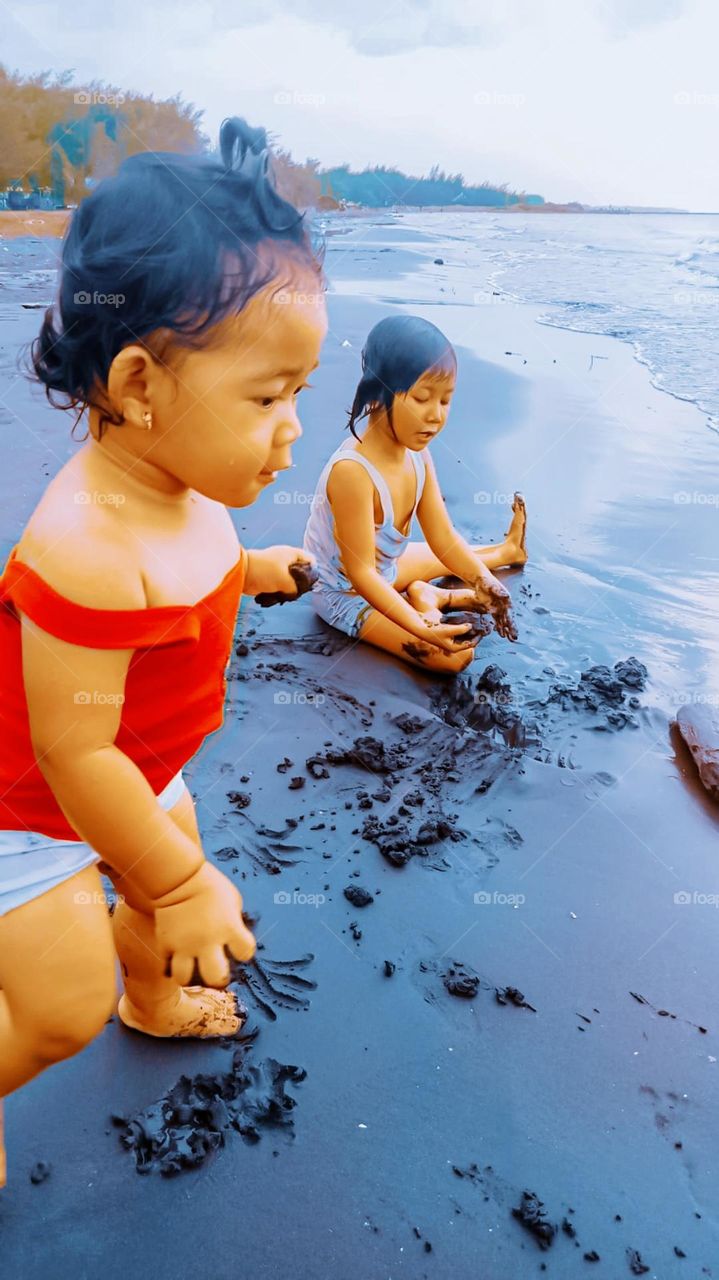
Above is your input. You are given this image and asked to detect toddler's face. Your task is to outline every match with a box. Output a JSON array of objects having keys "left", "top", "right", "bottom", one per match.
[
  {"left": 388, "top": 368, "right": 456, "bottom": 451},
  {"left": 154, "top": 272, "right": 327, "bottom": 507}
]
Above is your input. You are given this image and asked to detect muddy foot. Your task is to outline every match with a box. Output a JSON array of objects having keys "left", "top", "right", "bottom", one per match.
[
  {"left": 118, "top": 987, "right": 247, "bottom": 1039},
  {"left": 503, "top": 492, "right": 528, "bottom": 567}
]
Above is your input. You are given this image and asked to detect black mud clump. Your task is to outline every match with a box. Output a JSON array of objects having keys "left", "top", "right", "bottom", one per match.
[
  {"left": 511, "top": 1190, "right": 557, "bottom": 1250},
  {"left": 344, "top": 885, "right": 374, "bottom": 908},
  {"left": 111, "top": 1049, "right": 306, "bottom": 1175},
  {"left": 443, "top": 962, "right": 480, "bottom": 998},
  {"left": 29, "top": 1161, "right": 51, "bottom": 1185},
  {"left": 542, "top": 658, "right": 648, "bottom": 730},
  {"left": 255, "top": 559, "right": 318, "bottom": 608},
  {"left": 442, "top": 611, "right": 493, "bottom": 644},
  {"left": 626, "top": 1247, "right": 650, "bottom": 1275},
  {"left": 323, "top": 736, "right": 406, "bottom": 776},
  {"left": 495, "top": 986, "right": 536, "bottom": 1012},
  {"left": 432, "top": 665, "right": 533, "bottom": 749},
  {"left": 361, "top": 810, "right": 465, "bottom": 868}
]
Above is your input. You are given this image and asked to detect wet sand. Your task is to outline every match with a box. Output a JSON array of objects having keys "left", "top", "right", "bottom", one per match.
[{"left": 1, "top": 220, "right": 719, "bottom": 1277}]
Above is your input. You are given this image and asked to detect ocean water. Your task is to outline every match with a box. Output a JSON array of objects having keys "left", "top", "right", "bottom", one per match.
[{"left": 326, "top": 209, "right": 719, "bottom": 431}]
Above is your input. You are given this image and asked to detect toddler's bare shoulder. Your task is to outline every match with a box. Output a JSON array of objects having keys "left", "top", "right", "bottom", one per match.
[{"left": 16, "top": 515, "right": 146, "bottom": 611}]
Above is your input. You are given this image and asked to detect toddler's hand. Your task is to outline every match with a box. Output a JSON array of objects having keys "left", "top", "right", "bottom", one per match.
[
  {"left": 246, "top": 547, "right": 318, "bottom": 604},
  {"left": 152, "top": 862, "right": 256, "bottom": 987}
]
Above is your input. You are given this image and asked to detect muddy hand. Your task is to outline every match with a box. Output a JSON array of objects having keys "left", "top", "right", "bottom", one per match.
[{"left": 473, "top": 574, "right": 518, "bottom": 642}]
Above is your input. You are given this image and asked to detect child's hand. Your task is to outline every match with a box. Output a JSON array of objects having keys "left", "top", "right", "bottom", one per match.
[
  {"left": 472, "top": 568, "right": 518, "bottom": 641},
  {"left": 246, "top": 547, "right": 318, "bottom": 603},
  {"left": 152, "top": 862, "right": 256, "bottom": 987},
  {"left": 413, "top": 615, "right": 477, "bottom": 654}
]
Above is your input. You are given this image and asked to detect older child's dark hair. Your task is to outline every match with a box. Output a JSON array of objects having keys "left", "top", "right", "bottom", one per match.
[
  {"left": 28, "top": 117, "right": 326, "bottom": 439},
  {"left": 347, "top": 314, "right": 456, "bottom": 439}
]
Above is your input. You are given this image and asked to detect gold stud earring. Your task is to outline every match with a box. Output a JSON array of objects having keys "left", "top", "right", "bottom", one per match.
[{"left": 142, "top": 411, "right": 153, "bottom": 430}]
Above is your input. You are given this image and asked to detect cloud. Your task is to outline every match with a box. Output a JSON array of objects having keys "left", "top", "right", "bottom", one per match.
[
  {"left": 210, "top": 0, "right": 522, "bottom": 56},
  {"left": 593, "top": 0, "right": 687, "bottom": 37}
]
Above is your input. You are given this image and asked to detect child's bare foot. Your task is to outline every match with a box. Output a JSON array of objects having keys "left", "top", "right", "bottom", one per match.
[
  {"left": 503, "top": 492, "right": 528, "bottom": 567},
  {"left": 0, "top": 1100, "right": 6, "bottom": 1189},
  {"left": 118, "top": 987, "right": 247, "bottom": 1039},
  {"left": 406, "top": 579, "right": 484, "bottom": 622}
]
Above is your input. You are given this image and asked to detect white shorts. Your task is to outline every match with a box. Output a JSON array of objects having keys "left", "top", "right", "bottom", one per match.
[{"left": 0, "top": 770, "right": 188, "bottom": 918}]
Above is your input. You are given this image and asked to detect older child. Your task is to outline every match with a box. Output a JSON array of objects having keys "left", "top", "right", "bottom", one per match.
[
  {"left": 303, "top": 315, "right": 527, "bottom": 673},
  {"left": 0, "top": 117, "right": 327, "bottom": 1185}
]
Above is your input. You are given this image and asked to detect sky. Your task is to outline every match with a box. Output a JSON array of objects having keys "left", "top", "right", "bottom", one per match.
[{"left": 4, "top": 0, "right": 719, "bottom": 210}]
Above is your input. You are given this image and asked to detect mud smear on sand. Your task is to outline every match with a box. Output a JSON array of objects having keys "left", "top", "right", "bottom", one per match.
[{"left": 111, "top": 1046, "right": 306, "bottom": 1176}]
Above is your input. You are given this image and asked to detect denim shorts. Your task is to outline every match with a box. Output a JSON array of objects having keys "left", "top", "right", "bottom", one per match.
[
  {"left": 310, "top": 584, "right": 375, "bottom": 640},
  {"left": 0, "top": 770, "right": 188, "bottom": 918}
]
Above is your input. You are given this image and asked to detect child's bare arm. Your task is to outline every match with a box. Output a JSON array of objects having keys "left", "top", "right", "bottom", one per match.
[
  {"left": 326, "top": 461, "right": 472, "bottom": 652},
  {"left": 21, "top": 616, "right": 205, "bottom": 898},
  {"left": 245, "top": 547, "right": 316, "bottom": 599},
  {"left": 416, "top": 452, "right": 505, "bottom": 589}
]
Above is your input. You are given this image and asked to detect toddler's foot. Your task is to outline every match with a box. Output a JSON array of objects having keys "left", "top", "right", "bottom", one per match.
[
  {"left": 503, "top": 492, "right": 528, "bottom": 567},
  {"left": 118, "top": 987, "right": 247, "bottom": 1039}
]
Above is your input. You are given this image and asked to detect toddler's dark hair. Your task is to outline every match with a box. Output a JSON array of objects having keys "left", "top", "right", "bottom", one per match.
[
  {"left": 347, "top": 314, "right": 456, "bottom": 439},
  {"left": 28, "top": 117, "right": 326, "bottom": 439}
]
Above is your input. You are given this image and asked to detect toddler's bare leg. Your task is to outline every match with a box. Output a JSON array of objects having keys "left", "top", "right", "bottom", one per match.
[
  {"left": 0, "top": 865, "right": 117, "bottom": 1185},
  {"left": 109, "top": 787, "right": 245, "bottom": 1038}
]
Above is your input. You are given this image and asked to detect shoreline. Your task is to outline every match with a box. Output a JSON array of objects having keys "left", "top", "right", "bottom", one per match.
[{"left": 2, "top": 221, "right": 719, "bottom": 1277}]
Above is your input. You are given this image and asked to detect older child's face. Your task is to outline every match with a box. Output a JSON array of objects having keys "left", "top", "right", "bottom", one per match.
[
  {"left": 142, "top": 271, "right": 327, "bottom": 507},
  {"left": 388, "top": 369, "right": 456, "bottom": 451}
]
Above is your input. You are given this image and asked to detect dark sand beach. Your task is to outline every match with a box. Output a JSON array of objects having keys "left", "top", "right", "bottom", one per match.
[{"left": 1, "top": 217, "right": 719, "bottom": 1278}]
